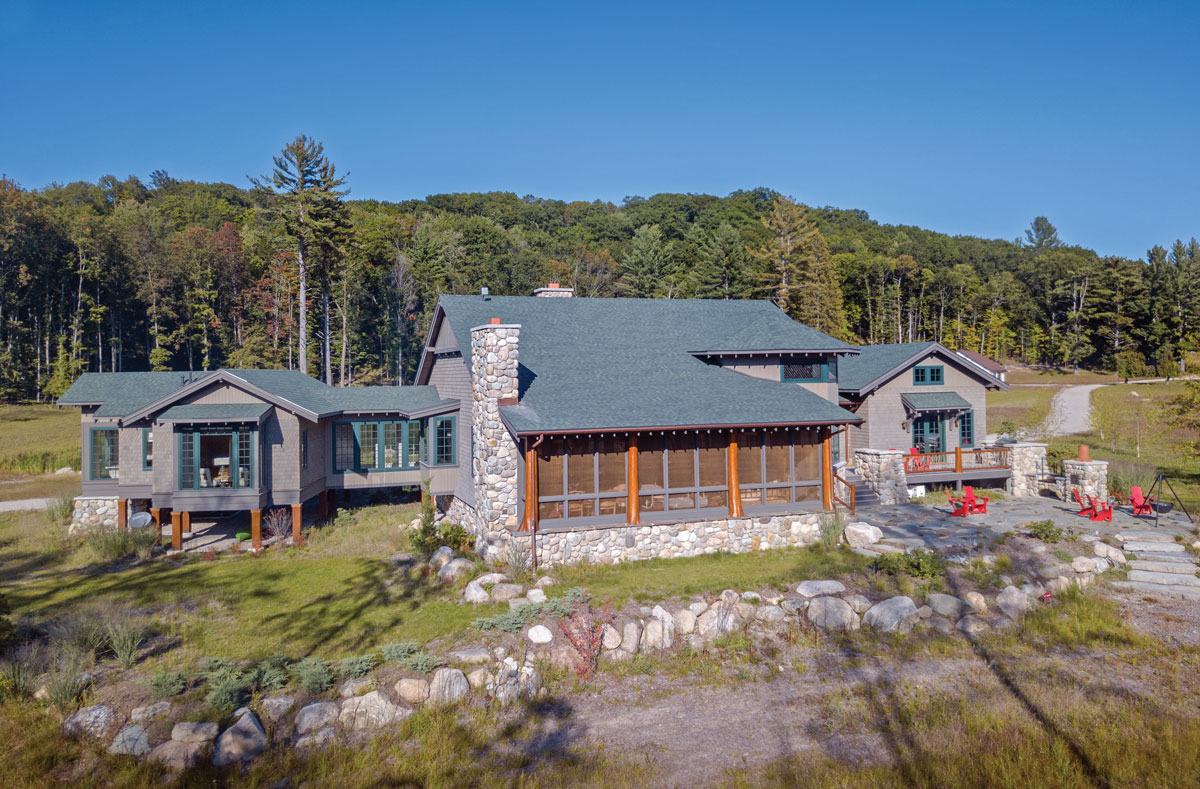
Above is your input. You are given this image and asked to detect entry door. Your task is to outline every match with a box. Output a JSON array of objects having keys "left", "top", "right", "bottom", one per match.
[{"left": 912, "top": 414, "right": 942, "bottom": 452}]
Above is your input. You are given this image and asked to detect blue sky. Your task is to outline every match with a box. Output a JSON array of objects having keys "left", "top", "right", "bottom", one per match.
[{"left": 2, "top": 0, "right": 1197, "bottom": 259}]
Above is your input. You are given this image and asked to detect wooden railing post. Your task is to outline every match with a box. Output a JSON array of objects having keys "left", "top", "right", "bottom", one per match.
[
  {"left": 821, "top": 429, "right": 833, "bottom": 510},
  {"left": 955, "top": 446, "right": 963, "bottom": 473},
  {"left": 291, "top": 503, "right": 302, "bottom": 542},
  {"left": 728, "top": 431, "right": 744, "bottom": 518},
  {"left": 627, "top": 436, "right": 640, "bottom": 525},
  {"left": 170, "top": 511, "right": 182, "bottom": 551}
]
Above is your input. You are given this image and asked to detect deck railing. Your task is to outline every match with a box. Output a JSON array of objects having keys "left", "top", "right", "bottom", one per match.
[
  {"left": 904, "top": 446, "right": 1011, "bottom": 474},
  {"left": 831, "top": 470, "right": 856, "bottom": 514}
]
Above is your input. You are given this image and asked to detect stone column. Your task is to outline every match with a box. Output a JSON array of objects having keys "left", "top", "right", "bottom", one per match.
[
  {"left": 1007, "top": 442, "right": 1047, "bottom": 498},
  {"left": 470, "top": 321, "right": 522, "bottom": 535},
  {"left": 1062, "top": 459, "right": 1108, "bottom": 501},
  {"left": 853, "top": 449, "right": 909, "bottom": 505}
]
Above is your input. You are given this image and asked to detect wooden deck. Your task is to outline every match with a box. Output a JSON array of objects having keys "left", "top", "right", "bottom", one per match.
[{"left": 904, "top": 447, "right": 1011, "bottom": 476}]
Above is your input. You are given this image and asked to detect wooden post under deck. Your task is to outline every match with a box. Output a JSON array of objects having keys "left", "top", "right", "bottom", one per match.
[
  {"left": 520, "top": 440, "right": 539, "bottom": 532},
  {"left": 328, "top": 490, "right": 337, "bottom": 520},
  {"left": 170, "top": 511, "right": 182, "bottom": 551},
  {"left": 251, "top": 508, "right": 262, "bottom": 551},
  {"left": 291, "top": 503, "right": 302, "bottom": 542},
  {"left": 149, "top": 507, "right": 162, "bottom": 529},
  {"left": 627, "top": 436, "right": 640, "bottom": 525},
  {"left": 117, "top": 499, "right": 128, "bottom": 530},
  {"left": 181, "top": 511, "right": 192, "bottom": 534},
  {"left": 318, "top": 490, "right": 329, "bottom": 520},
  {"left": 728, "top": 431, "right": 744, "bottom": 518},
  {"left": 821, "top": 429, "right": 833, "bottom": 510}
]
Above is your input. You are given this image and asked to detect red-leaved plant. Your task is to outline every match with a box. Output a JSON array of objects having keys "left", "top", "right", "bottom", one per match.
[{"left": 560, "top": 599, "right": 613, "bottom": 678}]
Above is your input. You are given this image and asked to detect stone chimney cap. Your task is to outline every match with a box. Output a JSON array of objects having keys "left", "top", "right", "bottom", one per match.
[{"left": 470, "top": 322, "right": 522, "bottom": 332}]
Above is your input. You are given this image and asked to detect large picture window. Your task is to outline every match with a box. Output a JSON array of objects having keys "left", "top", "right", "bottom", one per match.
[
  {"left": 738, "top": 431, "right": 821, "bottom": 508},
  {"left": 90, "top": 428, "right": 120, "bottom": 480},
  {"left": 333, "top": 419, "right": 425, "bottom": 472},
  {"left": 178, "top": 426, "right": 254, "bottom": 489}
]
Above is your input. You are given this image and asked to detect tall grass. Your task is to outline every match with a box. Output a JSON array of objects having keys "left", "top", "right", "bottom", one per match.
[
  {"left": 44, "top": 493, "right": 75, "bottom": 525},
  {"left": 85, "top": 527, "right": 159, "bottom": 563},
  {"left": 0, "top": 449, "right": 77, "bottom": 475},
  {"left": 1107, "top": 459, "right": 1157, "bottom": 500}
]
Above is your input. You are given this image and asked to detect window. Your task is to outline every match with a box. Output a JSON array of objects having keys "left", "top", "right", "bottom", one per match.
[
  {"left": 333, "top": 420, "right": 425, "bottom": 472},
  {"left": 637, "top": 434, "right": 728, "bottom": 515},
  {"left": 178, "top": 426, "right": 254, "bottom": 489},
  {"left": 913, "top": 365, "right": 944, "bottom": 386},
  {"left": 433, "top": 417, "right": 455, "bottom": 465},
  {"left": 90, "top": 428, "right": 120, "bottom": 481},
  {"left": 301, "top": 428, "right": 309, "bottom": 471},
  {"left": 359, "top": 423, "right": 379, "bottom": 469},
  {"left": 142, "top": 428, "right": 154, "bottom": 470},
  {"left": 334, "top": 424, "right": 356, "bottom": 470},
  {"left": 739, "top": 430, "right": 822, "bottom": 508},
  {"left": 959, "top": 410, "right": 974, "bottom": 448},
  {"left": 406, "top": 422, "right": 422, "bottom": 467},
  {"left": 781, "top": 356, "right": 828, "bottom": 383}
]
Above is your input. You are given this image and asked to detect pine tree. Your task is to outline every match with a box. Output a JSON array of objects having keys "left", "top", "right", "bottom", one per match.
[
  {"left": 620, "top": 224, "right": 672, "bottom": 297},
  {"left": 692, "top": 222, "right": 751, "bottom": 299}
]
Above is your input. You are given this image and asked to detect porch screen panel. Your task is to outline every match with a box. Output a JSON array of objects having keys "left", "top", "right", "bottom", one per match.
[
  {"left": 764, "top": 433, "right": 791, "bottom": 504},
  {"left": 90, "top": 429, "right": 119, "bottom": 480},
  {"left": 794, "top": 434, "right": 820, "bottom": 482},
  {"left": 697, "top": 433, "right": 727, "bottom": 509},
  {"left": 595, "top": 436, "right": 627, "bottom": 516},
  {"left": 738, "top": 433, "right": 763, "bottom": 507},
  {"left": 537, "top": 439, "right": 565, "bottom": 520},
  {"left": 666, "top": 435, "right": 696, "bottom": 510},
  {"left": 637, "top": 437, "right": 666, "bottom": 512},
  {"left": 334, "top": 424, "right": 356, "bottom": 471},
  {"left": 566, "top": 438, "right": 595, "bottom": 518}
]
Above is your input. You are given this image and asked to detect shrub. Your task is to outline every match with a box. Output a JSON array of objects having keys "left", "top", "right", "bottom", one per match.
[
  {"left": 49, "top": 613, "right": 109, "bottom": 659},
  {"left": 129, "top": 527, "right": 160, "bottom": 560},
  {"left": 873, "top": 549, "right": 945, "bottom": 579},
  {"left": 263, "top": 508, "right": 292, "bottom": 541},
  {"left": 247, "top": 662, "right": 289, "bottom": 693},
  {"left": 86, "top": 529, "right": 137, "bottom": 563},
  {"left": 560, "top": 600, "right": 613, "bottom": 678},
  {"left": 473, "top": 587, "right": 590, "bottom": 632},
  {"left": 205, "top": 669, "right": 249, "bottom": 713},
  {"left": 0, "top": 593, "right": 12, "bottom": 647},
  {"left": 293, "top": 657, "right": 334, "bottom": 694},
  {"left": 1028, "top": 520, "right": 1064, "bottom": 543},
  {"left": 0, "top": 659, "right": 32, "bottom": 699},
  {"left": 381, "top": 642, "right": 420, "bottom": 663},
  {"left": 339, "top": 653, "right": 380, "bottom": 678},
  {"left": 399, "top": 651, "right": 444, "bottom": 674},
  {"left": 46, "top": 656, "right": 89, "bottom": 712},
  {"left": 45, "top": 493, "right": 75, "bottom": 525},
  {"left": 1108, "top": 460, "right": 1157, "bottom": 502},
  {"left": 106, "top": 620, "right": 144, "bottom": 668},
  {"left": 413, "top": 522, "right": 472, "bottom": 556},
  {"left": 148, "top": 671, "right": 187, "bottom": 698},
  {"left": 505, "top": 537, "right": 531, "bottom": 574},
  {"left": 819, "top": 513, "right": 846, "bottom": 551}
]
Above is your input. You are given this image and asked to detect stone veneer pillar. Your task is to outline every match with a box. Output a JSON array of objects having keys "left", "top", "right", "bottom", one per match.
[
  {"left": 1006, "top": 442, "right": 1048, "bottom": 498},
  {"left": 470, "top": 321, "right": 522, "bottom": 535},
  {"left": 1061, "top": 459, "right": 1108, "bottom": 502},
  {"left": 853, "top": 449, "right": 909, "bottom": 505}
]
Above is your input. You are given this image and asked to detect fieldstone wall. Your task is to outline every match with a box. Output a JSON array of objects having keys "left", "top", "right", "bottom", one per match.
[
  {"left": 1007, "top": 442, "right": 1048, "bottom": 497},
  {"left": 536, "top": 513, "right": 824, "bottom": 566},
  {"left": 1060, "top": 459, "right": 1108, "bottom": 502},
  {"left": 469, "top": 323, "right": 521, "bottom": 536},
  {"left": 69, "top": 496, "right": 120, "bottom": 536},
  {"left": 853, "top": 449, "right": 909, "bottom": 505}
]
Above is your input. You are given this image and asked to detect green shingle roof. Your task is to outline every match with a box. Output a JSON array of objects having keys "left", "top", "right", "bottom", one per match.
[
  {"left": 158, "top": 403, "right": 273, "bottom": 422},
  {"left": 434, "top": 295, "right": 860, "bottom": 433},
  {"left": 58, "top": 369, "right": 452, "bottom": 421},
  {"left": 901, "top": 392, "right": 973, "bottom": 411},
  {"left": 837, "top": 342, "right": 937, "bottom": 393}
]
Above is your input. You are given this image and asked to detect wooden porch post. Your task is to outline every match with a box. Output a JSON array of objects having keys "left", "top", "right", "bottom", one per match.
[
  {"left": 149, "top": 507, "right": 162, "bottom": 529},
  {"left": 728, "top": 431, "right": 744, "bottom": 518},
  {"left": 181, "top": 511, "right": 192, "bottom": 534},
  {"left": 117, "top": 499, "right": 128, "bottom": 530},
  {"left": 291, "top": 503, "right": 302, "bottom": 542},
  {"left": 627, "top": 436, "right": 640, "bottom": 525},
  {"left": 821, "top": 429, "right": 833, "bottom": 510},
  {"left": 318, "top": 490, "right": 329, "bottom": 520},
  {"left": 520, "top": 440, "right": 539, "bottom": 532},
  {"left": 954, "top": 446, "right": 963, "bottom": 473},
  {"left": 170, "top": 511, "right": 182, "bottom": 551},
  {"left": 251, "top": 509, "right": 262, "bottom": 551}
]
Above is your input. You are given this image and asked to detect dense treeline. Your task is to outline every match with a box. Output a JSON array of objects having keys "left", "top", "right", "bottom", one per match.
[{"left": 2, "top": 136, "right": 1198, "bottom": 402}]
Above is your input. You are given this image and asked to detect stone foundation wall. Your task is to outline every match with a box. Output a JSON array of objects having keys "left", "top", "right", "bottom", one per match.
[
  {"left": 853, "top": 449, "right": 909, "bottom": 505},
  {"left": 69, "top": 496, "right": 120, "bottom": 536}
]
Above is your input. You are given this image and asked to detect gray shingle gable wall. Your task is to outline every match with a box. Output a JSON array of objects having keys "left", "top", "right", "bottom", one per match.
[
  {"left": 838, "top": 341, "right": 1010, "bottom": 394},
  {"left": 159, "top": 403, "right": 273, "bottom": 421},
  {"left": 436, "top": 295, "right": 861, "bottom": 433}
]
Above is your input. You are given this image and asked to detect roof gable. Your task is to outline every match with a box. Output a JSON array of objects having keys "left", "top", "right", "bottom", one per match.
[{"left": 838, "top": 342, "right": 1008, "bottom": 394}]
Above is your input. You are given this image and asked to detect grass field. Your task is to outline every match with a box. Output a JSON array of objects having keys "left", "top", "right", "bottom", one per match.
[
  {"left": 1004, "top": 366, "right": 1120, "bottom": 386},
  {"left": 986, "top": 386, "right": 1055, "bottom": 433},
  {"left": 0, "top": 405, "right": 79, "bottom": 478}
]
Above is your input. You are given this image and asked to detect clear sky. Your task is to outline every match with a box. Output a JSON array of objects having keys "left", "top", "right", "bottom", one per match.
[{"left": 2, "top": 0, "right": 1197, "bottom": 259}]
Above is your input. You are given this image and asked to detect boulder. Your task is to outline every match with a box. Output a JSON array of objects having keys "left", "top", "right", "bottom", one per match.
[
  {"left": 448, "top": 646, "right": 492, "bottom": 665},
  {"left": 916, "top": 605, "right": 932, "bottom": 619},
  {"left": 843, "top": 594, "right": 873, "bottom": 614},
  {"left": 780, "top": 597, "right": 809, "bottom": 616},
  {"left": 844, "top": 522, "right": 883, "bottom": 549},
  {"left": 526, "top": 588, "right": 548, "bottom": 604},
  {"left": 527, "top": 625, "right": 553, "bottom": 645},
  {"left": 475, "top": 572, "right": 509, "bottom": 585},
  {"left": 490, "top": 583, "right": 526, "bottom": 601},
  {"left": 438, "top": 558, "right": 475, "bottom": 583},
  {"left": 408, "top": 517, "right": 422, "bottom": 531},
  {"left": 672, "top": 609, "right": 697, "bottom": 635},
  {"left": 601, "top": 623, "right": 623, "bottom": 650},
  {"left": 926, "top": 593, "right": 977, "bottom": 619},
  {"left": 339, "top": 691, "right": 409, "bottom": 730},
  {"left": 1074, "top": 573, "right": 1094, "bottom": 589},
  {"left": 340, "top": 677, "right": 372, "bottom": 697},
  {"left": 147, "top": 740, "right": 210, "bottom": 770},
  {"left": 428, "top": 668, "right": 470, "bottom": 706},
  {"left": 296, "top": 727, "right": 336, "bottom": 750},
  {"left": 688, "top": 601, "right": 709, "bottom": 616},
  {"left": 535, "top": 576, "right": 558, "bottom": 588},
  {"left": 108, "top": 724, "right": 150, "bottom": 757},
  {"left": 261, "top": 696, "right": 294, "bottom": 722},
  {"left": 996, "top": 585, "right": 1031, "bottom": 620},
  {"left": 755, "top": 605, "right": 787, "bottom": 624},
  {"left": 734, "top": 602, "right": 756, "bottom": 621},
  {"left": 957, "top": 616, "right": 989, "bottom": 637},
  {"left": 463, "top": 580, "right": 490, "bottom": 603},
  {"left": 1037, "top": 566, "right": 1062, "bottom": 580},
  {"left": 1093, "top": 542, "right": 1126, "bottom": 564},
  {"left": 489, "top": 657, "right": 540, "bottom": 706},
  {"left": 63, "top": 704, "right": 117, "bottom": 739},
  {"left": 547, "top": 644, "right": 577, "bottom": 670},
  {"left": 697, "top": 598, "right": 743, "bottom": 638},
  {"left": 806, "top": 596, "right": 860, "bottom": 631},
  {"left": 394, "top": 677, "right": 430, "bottom": 704},
  {"left": 1071, "top": 556, "right": 1096, "bottom": 574},
  {"left": 964, "top": 592, "right": 987, "bottom": 613},
  {"left": 862, "top": 596, "right": 919, "bottom": 632},
  {"left": 1092, "top": 557, "right": 1110, "bottom": 574},
  {"left": 295, "top": 702, "right": 339, "bottom": 734},
  {"left": 650, "top": 605, "right": 675, "bottom": 648},
  {"left": 130, "top": 700, "right": 171, "bottom": 723},
  {"left": 172, "top": 721, "right": 219, "bottom": 743},
  {"left": 927, "top": 616, "right": 954, "bottom": 635},
  {"left": 430, "top": 545, "right": 455, "bottom": 570},
  {"left": 620, "top": 620, "right": 643, "bottom": 653},
  {"left": 1046, "top": 576, "right": 1072, "bottom": 594},
  {"left": 796, "top": 580, "right": 845, "bottom": 598},
  {"left": 740, "top": 591, "right": 762, "bottom": 603},
  {"left": 213, "top": 710, "right": 267, "bottom": 766},
  {"left": 466, "top": 667, "right": 491, "bottom": 689}
]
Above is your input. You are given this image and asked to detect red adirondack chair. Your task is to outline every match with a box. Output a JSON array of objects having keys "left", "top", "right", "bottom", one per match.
[
  {"left": 946, "top": 489, "right": 968, "bottom": 517},
  {"left": 1130, "top": 486, "right": 1155, "bottom": 516},
  {"left": 907, "top": 447, "right": 930, "bottom": 473},
  {"left": 1072, "top": 488, "right": 1095, "bottom": 517},
  {"left": 964, "top": 485, "right": 989, "bottom": 514},
  {"left": 1089, "top": 496, "right": 1113, "bottom": 522}
]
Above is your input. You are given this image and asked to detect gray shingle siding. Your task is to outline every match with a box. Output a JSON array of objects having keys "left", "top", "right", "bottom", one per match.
[{"left": 427, "top": 347, "right": 474, "bottom": 505}]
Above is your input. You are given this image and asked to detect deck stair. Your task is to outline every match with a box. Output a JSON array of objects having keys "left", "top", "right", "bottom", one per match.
[
  {"left": 840, "top": 470, "right": 879, "bottom": 509},
  {"left": 1112, "top": 531, "right": 1200, "bottom": 601}
]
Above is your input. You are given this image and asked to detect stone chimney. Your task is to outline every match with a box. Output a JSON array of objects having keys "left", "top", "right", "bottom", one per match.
[
  {"left": 533, "top": 282, "right": 574, "bottom": 298},
  {"left": 470, "top": 320, "right": 521, "bottom": 533}
]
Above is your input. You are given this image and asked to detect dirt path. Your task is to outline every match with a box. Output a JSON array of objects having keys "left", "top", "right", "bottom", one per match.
[
  {"left": 1041, "top": 383, "right": 1105, "bottom": 436},
  {"left": 0, "top": 497, "right": 53, "bottom": 513}
]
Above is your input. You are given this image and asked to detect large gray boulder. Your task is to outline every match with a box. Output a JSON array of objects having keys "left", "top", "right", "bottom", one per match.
[
  {"left": 172, "top": 721, "right": 219, "bottom": 743},
  {"left": 394, "top": 677, "right": 430, "bottom": 704},
  {"left": 261, "top": 696, "right": 295, "bottom": 722},
  {"left": 296, "top": 726, "right": 336, "bottom": 750},
  {"left": 645, "top": 605, "right": 675, "bottom": 649},
  {"left": 428, "top": 668, "right": 470, "bottom": 706},
  {"left": 796, "top": 580, "right": 846, "bottom": 598},
  {"left": 843, "top": 522, "right": 883, "bottom": 549},
  {"left": 696, "top": 597, "right": 743, "bottom": 638},
  {"left": 672, "top": 608, "right": 697, "bottom": 635},
  {"left": 601, "top": 623, "right": 623, "bottom": 650},
  {"left": 430, "top": 546, "right": 455, "bottom": 570},
  {"left": 843, "top": 594, "right": 873, "bottom": 614},
  {"left": 862, "top": 596, "right": 919, "bottom": 632},
  {"left": 147, "top": 740, "right": 210, "bottom": 770},
  {"left": 462, "top": 580, "right": 490, "bottom": 603},
  {"left": 339, "top": 691, "right": 409, "bottom": 730},
  {"left": 474, "top": 572, "right": 509, "bottom": 585},
  {"left": 926, "top": 593, "right": 978, "bottom": 619},
  {"left": 448, "top": 646, "right": 492, "bottom": 664},
  {"left": 108, "top": 724, "right": 150, "bottom": 757},
  {"left": 620, "top": 619, "right": 643, "bottom": 653},
  {"left": 295, "top": 702, "right": 339, "bottom": 734},
  {"left": 130, "top": 701, "right": 171, "bottom": 723},
  {"left": 63, "top": 704, "right": 117, "bottom": 739},
  {"left": 438, "top": 558, "right": 475, "bottom": 583},
  {"left": 806, "top": 596, "right": 860, "bottom": 631},
  {"left": 996, "top": 585, "right": 1031, "bottom": 620},
  {"left": 755, "top": 605, "right": 787, "bottom": 624},
  {"left": 213, "top": 710, "right": 267, "bottom": 766},
  {"left": 490, "top": 583, "right": 525, "bottom": 601}
]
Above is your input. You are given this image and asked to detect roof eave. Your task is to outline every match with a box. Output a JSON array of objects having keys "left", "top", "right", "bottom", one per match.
[
  {"left": 690, "top": 347, "right": 860, "bottom": 357},
  {"left": 508, "top": 416, "right": 863, "bottom": 437}
]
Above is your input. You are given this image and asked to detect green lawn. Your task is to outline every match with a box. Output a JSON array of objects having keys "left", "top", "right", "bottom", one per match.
[
  {"left": 0, "top": 404, "right": 79, "bottom": 477},
  {"left": 987, "top": 386, "right": 1055, "bottom": 432}
]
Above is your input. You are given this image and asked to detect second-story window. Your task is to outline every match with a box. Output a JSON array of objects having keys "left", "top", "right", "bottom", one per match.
[
  {"left": 913, "top": 365, "right": 944, "bottom": 385},
  {"left": 781, "top": 356, "right": 828, "bottom": 383}
]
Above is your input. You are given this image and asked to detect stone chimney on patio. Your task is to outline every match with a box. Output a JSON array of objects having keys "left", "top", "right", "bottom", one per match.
[
  {"left": 470, "top": 320, "right": 521, "bottom": 533},
  {"left": 532, "top": 282, "right": 574, "bottom": 297}
]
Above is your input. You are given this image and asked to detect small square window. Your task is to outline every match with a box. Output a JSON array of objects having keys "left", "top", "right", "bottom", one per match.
[{"left": 781, "top": 357, "right": 828, "bottom": 383}]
